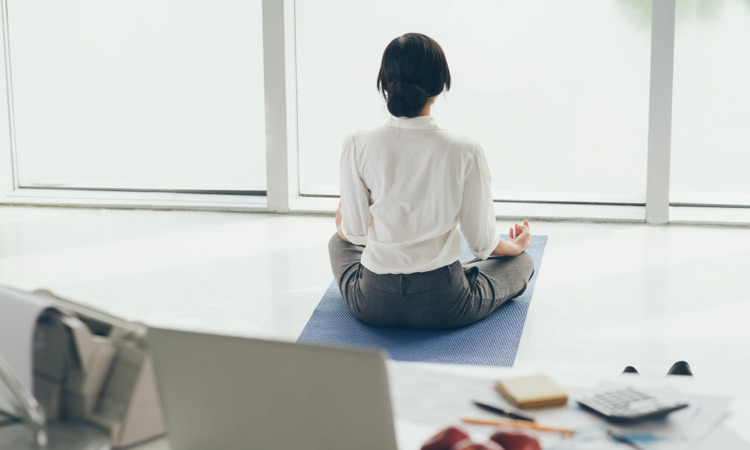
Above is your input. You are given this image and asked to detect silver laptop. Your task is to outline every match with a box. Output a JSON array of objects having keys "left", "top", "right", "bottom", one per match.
[{"left": 146, "top": 326, "right": 398, "bottom": 450}]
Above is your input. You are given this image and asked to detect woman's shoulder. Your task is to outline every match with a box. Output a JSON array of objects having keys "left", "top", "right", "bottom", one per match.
[
  {"left": 347, "top": 122, "right": 482, "bottom": 150},
  {"left": 348, "top": 121, "right": 393, "bottom": 138},
  {"left": 433, "top": 128, "right": 482, "bottom": 151}
]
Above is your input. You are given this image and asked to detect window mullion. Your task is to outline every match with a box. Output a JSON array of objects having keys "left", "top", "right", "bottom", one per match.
[
  {"left": 646, "top": 0, "right": 676, "bottom": 224},
  {"left": 262, "top": 0, "right": 295, "bottom": 212}
]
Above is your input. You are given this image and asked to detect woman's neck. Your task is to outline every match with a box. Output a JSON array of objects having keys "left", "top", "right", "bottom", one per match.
[{"left": 417, "top": 96, "right": 437, "bottom": 116}]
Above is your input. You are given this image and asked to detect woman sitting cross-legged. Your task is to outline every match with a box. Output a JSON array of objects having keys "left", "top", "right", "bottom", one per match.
[{"left": 329, "top": 33, "right": 534, "bottom": 330}]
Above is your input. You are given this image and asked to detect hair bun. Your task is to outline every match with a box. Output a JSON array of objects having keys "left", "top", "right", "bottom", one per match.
[{"left": 386, "top": 80, "right": 430, "bottom": 118}]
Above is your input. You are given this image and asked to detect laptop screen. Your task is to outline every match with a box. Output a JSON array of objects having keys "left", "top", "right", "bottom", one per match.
[{"left": 146, "top": 327, "right": 398, "bottom": 450}]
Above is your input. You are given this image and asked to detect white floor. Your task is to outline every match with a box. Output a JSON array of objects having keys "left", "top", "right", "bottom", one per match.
[{"left": 1, "top": 206, "right": 748, "bottom": 383}]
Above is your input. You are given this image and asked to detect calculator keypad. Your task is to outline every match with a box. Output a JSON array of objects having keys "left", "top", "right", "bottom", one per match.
[{"left": 577, "top": 387, "right": 689, "bottom": 422}]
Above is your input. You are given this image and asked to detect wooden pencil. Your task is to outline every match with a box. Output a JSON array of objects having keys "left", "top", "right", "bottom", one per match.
[{"left": 462, "top": 417, "right": 576, "bottom": 436}]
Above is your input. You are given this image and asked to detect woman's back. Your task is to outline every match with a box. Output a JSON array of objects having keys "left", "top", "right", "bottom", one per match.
[{"left": 341, "top": 115, "right": 497, "bottom": 274}]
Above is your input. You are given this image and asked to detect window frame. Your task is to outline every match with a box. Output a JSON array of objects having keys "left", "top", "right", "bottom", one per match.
[{"left": 1, "top": 0, "right": 750, "bottom": 225}]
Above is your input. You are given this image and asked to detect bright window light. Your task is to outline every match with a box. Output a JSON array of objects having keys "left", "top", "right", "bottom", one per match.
[
  {"left": 671, "top": 0, "right": 750, "bottom": 206},
  {"left": 296, "top": 0, "right": 651, "bottom": 204},
  {"left": 11, "top": 0, "right": 266, "bottom": 192}
]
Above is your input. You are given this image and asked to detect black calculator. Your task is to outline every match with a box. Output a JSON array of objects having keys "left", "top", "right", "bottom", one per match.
[{"left": 577, "top": 386, "right": 689, "bottom": 422}]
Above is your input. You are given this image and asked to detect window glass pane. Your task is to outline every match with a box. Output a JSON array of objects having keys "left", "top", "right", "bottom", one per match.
[
  {"left": 296, "top": 0, "right": 651, "bottom": 203},
  {"left": 11, "top": 0, "right": 265, "bottom": 191},
  {"left": 671, "top": 0, "right": 750, "bottom": 206}
]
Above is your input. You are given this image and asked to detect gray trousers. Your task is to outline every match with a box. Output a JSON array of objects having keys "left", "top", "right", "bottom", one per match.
[{"left": 328, "top": 233, "right": 535, "bottom": 330}]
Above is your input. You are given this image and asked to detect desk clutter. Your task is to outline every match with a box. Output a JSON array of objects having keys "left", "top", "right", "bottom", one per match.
[
  {"left": 0, "top": 286, "right": 165, "bottom": 449},
  {"left": 1, "top": 285, "right": 744, "bottom": 450},
  {"left": 389, "top": 363, "right": 737, "bottom": 450}
]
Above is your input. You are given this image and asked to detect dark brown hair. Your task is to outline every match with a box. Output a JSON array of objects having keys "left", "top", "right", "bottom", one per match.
[{"left": 376, "top": 33, "right": 451, "bottom": 118}]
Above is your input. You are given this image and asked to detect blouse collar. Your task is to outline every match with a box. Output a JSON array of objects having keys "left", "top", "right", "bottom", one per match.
[{"left": 386, "top": 115, "right": 441, "bottom": 130}]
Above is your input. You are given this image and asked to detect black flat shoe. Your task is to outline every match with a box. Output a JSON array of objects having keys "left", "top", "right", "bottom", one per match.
[
  {"left": 667, "top": 361, "right": 693, "bottom": 376},
  {"left": 622, "top": 365, "right": 639, "bottom": 374}
]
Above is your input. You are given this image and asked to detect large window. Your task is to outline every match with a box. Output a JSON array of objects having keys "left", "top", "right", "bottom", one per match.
[
  {"left": 670, "top": 0, "right": 750, "bottom": 207},
  {"left": 10, "top": 0, "right": 266, "bottom": 192},
  {"left": 296, "top": 0, "right": 651, "bottom": 204},
  {"left": 0, "top": 0, "right": 748, "bottom": 224}
]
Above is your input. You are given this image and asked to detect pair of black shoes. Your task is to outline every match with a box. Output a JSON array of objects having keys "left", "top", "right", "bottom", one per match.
[{"left": 622, "top": 360, "right": 693, "bottom": 377}]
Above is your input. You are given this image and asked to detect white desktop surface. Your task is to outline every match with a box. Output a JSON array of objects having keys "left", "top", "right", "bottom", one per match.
[{"left": 131, "top": 361, "right": 750, "bottom": 450}]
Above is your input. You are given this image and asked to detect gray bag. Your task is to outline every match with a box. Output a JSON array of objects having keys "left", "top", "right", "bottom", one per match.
[{"left": 0, "top": 287, "right": 165, "bottom": 449}]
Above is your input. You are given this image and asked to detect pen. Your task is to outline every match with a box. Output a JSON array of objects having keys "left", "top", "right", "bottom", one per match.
[
  {"left": 471, "top": 400, "right": 536, "bottom": 422},
  {"left": 462, "top": 417, "right": 576, "bottom": 436}
]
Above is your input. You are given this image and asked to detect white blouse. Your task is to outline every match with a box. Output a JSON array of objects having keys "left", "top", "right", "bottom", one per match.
[{"left": 339, "top": 115, "right": 500, "bottom": 274}]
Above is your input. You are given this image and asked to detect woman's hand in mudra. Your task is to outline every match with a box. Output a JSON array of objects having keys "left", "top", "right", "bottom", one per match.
[
  {"left": 509, "top": 220, "right": 531, "bottom": 253},
  {"left": 491, "top": 220, "right": 531, "bottom": 257}
]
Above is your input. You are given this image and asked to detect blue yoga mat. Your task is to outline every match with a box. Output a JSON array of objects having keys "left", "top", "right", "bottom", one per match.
[{"left": 298, "top": 235, "right": 547, "bottom": 366}]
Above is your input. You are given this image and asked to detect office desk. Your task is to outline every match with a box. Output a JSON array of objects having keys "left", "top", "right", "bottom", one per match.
[{"left": 132, "top": 361, "right": 750, "bottom": 450}]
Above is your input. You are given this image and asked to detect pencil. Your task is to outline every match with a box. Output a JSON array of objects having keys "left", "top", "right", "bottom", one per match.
[{"left": 462, "top": 417, "right": 576, "bottom": 436}]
